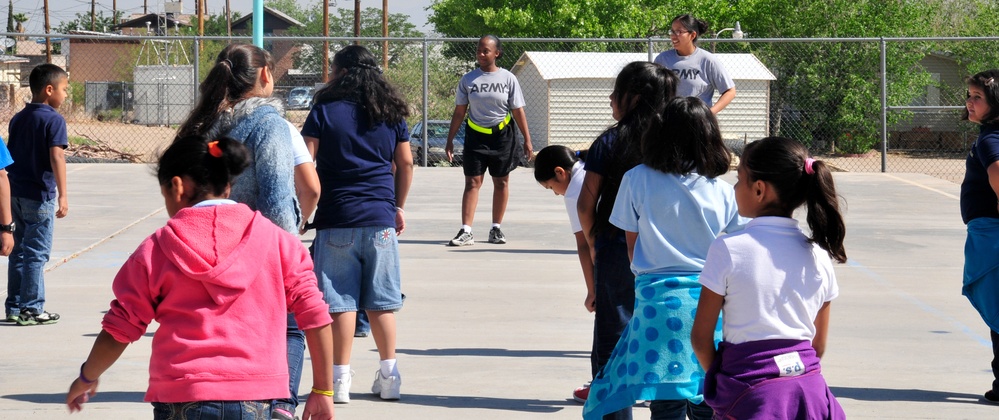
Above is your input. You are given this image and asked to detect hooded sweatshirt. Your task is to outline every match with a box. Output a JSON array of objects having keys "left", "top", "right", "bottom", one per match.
[{"left": 102, "top": 203, "right": 331, "bottom": 403}]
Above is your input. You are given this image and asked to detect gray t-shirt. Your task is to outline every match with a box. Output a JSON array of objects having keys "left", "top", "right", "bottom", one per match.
[
  {"left": 653, "top": 48, "right": 735, "bottom": 106},
  {"left": 455, "top": 68, "right": 526, "bottom": 126}
]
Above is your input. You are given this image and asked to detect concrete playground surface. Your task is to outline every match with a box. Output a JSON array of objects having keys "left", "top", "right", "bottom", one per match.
[{"left": 0, "top": 164, "right": 997, "bottom": 419}]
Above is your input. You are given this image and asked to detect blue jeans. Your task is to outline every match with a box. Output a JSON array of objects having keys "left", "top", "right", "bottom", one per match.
[
  {"left": 592, "top": 229, "right": 636, "bottom": 420},
  {"left": 152, "top": 400, "right": 270, "bottom": 419},
  {"left": 357, "top": 310, "right": 371, "bottom": 333},
  {"left": 649, "top": 400, "right": 713, "bottom": 420},
  {"left": 5, "top": 197, "right": 55, "bottom": 315},
  {"left": 314, "top": 226, "right": 403, "bottom": 312},
  {"left": 274, "top": 313, "right": 306, "bottom": 412}
]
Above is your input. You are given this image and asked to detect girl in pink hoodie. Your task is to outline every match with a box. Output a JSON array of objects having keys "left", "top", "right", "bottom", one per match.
[{"left": 66, "top": 136, "right": 336, "bottom": 420}]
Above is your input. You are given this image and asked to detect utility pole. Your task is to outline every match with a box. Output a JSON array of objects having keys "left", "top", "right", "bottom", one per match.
[
  {"left": 144, "top": 0, "right": 148, "bottom": 14},
  {"left": 44, "top": 0, "right": 50, "bottom": 63},
  {"left": 198, "top": 0, "right": 204, "bottom": 37},
  {"left": 113, "top": 0, "right": 117, "bottom": 26},
  {"left": 322, "top": 0, "right": 329, "bottom": 82},
  {"left": 91, "top": 0, "right": 96, "bottom": 31},
  {"left": 353, "top": 0, "right": 360, "bottom": 46},
  {"left": 226, "top": 0, "right": 232, "bottom": 37},
  {"left": 382, "top": 0, "right": 388, "bottom": 68}
]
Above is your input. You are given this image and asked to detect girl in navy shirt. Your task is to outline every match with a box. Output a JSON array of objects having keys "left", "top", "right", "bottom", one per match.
[{"left": 302, "top": 45, "right": 413, "bottom": 404}]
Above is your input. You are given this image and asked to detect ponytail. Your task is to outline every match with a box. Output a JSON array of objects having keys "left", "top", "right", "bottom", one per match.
[
  {"left": 742, "top": 137, "right": 847, "bottom": 263},
  {"left": 804, "top": 160, "right": 847, "bottom": 262},
  {"left": 177, "top": 44, "right": 274, "bottom": 138},
  {"left": 158, "top": 135, "right": 252, "bottom": 201}
]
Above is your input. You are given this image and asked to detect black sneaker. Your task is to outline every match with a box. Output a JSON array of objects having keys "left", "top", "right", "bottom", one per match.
[
  {"left": 488, "top": 227, "right": 506, "bottom": 244},
  {"left": 985, "top": 390, "right": 999, "bottom": 404},
  {"left": 16, "top": 310, "right": 60, "bottom": 326},
  {"left": 447, "top": 229, "right": 474, "bottom": 246}
]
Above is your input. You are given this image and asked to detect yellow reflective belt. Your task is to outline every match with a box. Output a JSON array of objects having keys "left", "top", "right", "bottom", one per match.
[{"left": 467, "top": 114, "right": 512, "bottom": 135}]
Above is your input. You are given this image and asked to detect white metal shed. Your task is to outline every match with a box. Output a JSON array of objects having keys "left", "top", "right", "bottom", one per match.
[{"left": 510, "top": 51, "right": 777, "bottom": 151}]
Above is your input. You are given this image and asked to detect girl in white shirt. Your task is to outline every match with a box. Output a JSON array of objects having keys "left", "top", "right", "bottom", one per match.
[
  {"left": 534, "top": 145, "right": 594, "bottom": 402},
  {"left": 692, "top": 136, "right": 847, "bottom": 419}
]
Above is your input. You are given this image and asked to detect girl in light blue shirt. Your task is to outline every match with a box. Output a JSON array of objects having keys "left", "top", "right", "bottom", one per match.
[{"left": 583, "top": 96, "right": 745, "bottom": 420}]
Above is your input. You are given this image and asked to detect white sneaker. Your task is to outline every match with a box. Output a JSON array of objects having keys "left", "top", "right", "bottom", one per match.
[
  {"left": 447, "top": 229, "right": 474, "bottom": 246},
  {"left": 333, "top": 370, "right": 353, "bottom": 404},
  {"left": 371, "top": 369, "right": 401, "bottom": 400}
]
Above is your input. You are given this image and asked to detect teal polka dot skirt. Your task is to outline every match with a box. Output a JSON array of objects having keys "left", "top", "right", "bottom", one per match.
[{"left": 582, "top": 273, "right": 721, "bottom": 420}]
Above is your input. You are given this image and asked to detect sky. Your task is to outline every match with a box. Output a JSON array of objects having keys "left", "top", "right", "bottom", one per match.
[{"left": 5, "top": 0, "right": 436, "bottom": 34}]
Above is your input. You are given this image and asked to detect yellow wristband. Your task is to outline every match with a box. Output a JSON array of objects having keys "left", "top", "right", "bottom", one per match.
[{"left": 311, "top": 387, "right": 334, "bottom": 397}]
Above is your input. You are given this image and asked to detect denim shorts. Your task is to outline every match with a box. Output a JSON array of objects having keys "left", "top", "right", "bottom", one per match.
[
  {"left": 152, "top": 400, "right": 270, "bottom": 419},
  {"left": 313, "top": 226, "right": 403, "bottom": 313}
]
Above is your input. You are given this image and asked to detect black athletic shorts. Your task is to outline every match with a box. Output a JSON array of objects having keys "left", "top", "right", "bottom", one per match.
[{"left": 462, "top": 121, "right": 519, "bottom": 178}]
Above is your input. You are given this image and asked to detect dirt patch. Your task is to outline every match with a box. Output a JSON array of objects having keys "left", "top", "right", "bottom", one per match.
[{"left": 65, "top": 121, "right": 176, "bottom": 163}]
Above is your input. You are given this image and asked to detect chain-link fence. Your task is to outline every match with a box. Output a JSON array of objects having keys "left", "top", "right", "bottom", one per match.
[{"left": 4, "top": 33, "right": 992, "bottom": 182}]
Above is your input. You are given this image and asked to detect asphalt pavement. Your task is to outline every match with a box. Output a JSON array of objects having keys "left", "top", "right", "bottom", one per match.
[{"left": 0, "top": 164, "right": 996, "bottom": 419}]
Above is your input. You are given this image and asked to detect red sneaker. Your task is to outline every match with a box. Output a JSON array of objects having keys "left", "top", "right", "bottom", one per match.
[{"left": 572, "top": 384, "right": 590, "bottom": 403}]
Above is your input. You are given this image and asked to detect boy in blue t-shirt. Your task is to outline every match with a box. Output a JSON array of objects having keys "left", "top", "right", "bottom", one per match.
[{"left": 4, "top": 64, "right": 70, "bottom": 326}]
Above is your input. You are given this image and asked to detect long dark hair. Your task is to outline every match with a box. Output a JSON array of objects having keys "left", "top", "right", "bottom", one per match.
[
  {"left": 592, "top": 61, "right": 678, "bottom": 236},
  {"left": 741, "top": 137, "right": 847, "bottom": 263},
  {"left": 177, "top": 44, "right": 274, "bottom": 138},
  {"left": 534, "top": 145, "right": 585, "bottom": 182},
  {"left": 312, "top": 45, "right": 409, "bottom": 127},
  {"left": 157, "top": 135, "right": 251, "bottom": 200},
  {"left": 962, "top": 69, "right": 999, "bottom": 125},
  {"left": 642, "top": 96, "right": 730, "bottom": 177},
  {"left": 672, "top": 14, "right": 710, "bottom": 43}
]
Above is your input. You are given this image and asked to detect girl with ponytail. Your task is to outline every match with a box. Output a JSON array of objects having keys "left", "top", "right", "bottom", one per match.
[
  {"left": 67, "top": 136, "right": 335, "bottom": 420},
  {"left": 175, "top": 43, "right": 320, "bottom": 420},
  {"left": 692, "top": 136, "right": 847, "bottom": 419}
]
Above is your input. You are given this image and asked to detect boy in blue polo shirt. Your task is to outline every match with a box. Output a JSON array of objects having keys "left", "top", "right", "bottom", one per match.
[{"left": 4, "top": 64, "right": 69, "bottom": 326}]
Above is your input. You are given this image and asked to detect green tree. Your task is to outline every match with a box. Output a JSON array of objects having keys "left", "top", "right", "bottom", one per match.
[
  {"left": 6, "top": 1, "right": 13, "bottom": 33},
  {"left": 56, "top": 11, "right": 122, "bottom": 33},
  {"left": 186, "top": 12, "right": 245, "bottom": 36},
  {"left": 430, "top": 0, "right": 943, "bottom": 154},
  {"left": 736, "top": 0, "right": 937, "bottom": 153},
  {"left": 429, "top": 0, "right": 742, "bottom": 69},
  {"left": 285, "top": 6, "right": 423, "bottom": 74}
]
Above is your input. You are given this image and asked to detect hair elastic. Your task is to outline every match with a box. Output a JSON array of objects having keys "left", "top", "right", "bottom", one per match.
[
  {"left": 220, "top": 59, "right": 233, "bottom": 68},
  {"left": 356, "top": 62, "right": 383, "bottom": 74},
  {"left": 79, "top": 363, "right": 97, "bottom": 384},
  {"left": 987, "top": 77, "right": 996, "bottom": 87},
  {"left": 804, "top": 158, "right": 816, "bottom": 175},
  {"left": 207, "top": 141, "right": 223, "bottom": 158}
]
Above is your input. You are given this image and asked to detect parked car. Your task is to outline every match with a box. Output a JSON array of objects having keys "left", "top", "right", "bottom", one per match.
[
  {"left": 410, "top": 120, "right": 464, "bottom": 166},
  {"left": 286, "top": 87, "right": 314, "bottom": 110}
]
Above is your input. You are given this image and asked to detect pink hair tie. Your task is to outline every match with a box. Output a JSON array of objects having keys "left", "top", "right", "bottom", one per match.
[{"left": 804, "top": 158, "right": 816, "bottom": 175}]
